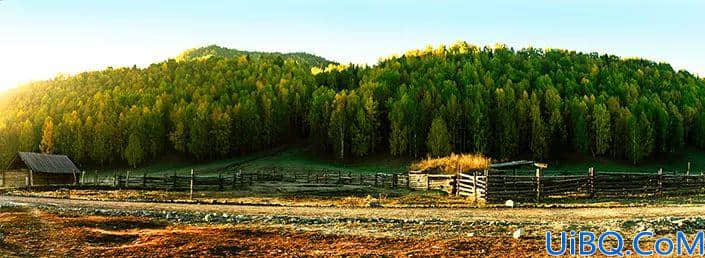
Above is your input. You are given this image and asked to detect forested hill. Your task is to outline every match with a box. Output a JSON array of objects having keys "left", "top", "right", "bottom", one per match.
[
  {"left": 176, "top": 45, "right": 335, "bottom": 67},
  {"left": 1, "top": 42, "right": 705, "bottom": 168}
]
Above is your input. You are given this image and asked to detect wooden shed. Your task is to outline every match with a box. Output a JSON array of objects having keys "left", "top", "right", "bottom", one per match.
[
  {"left": 408, "top": 171, "right": 455, "bottom": 193},
  {"left": 3, "top": 152, "right": 79, "bottom": 187}
]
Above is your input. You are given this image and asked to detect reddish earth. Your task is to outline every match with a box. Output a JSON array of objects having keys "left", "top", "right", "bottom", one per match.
[{"left": 0, "top": 206, "right": 548, "bottom": 257}]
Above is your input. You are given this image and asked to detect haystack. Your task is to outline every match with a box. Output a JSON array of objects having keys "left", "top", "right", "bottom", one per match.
[{"left": 411, "top": 153, "right": 490, "bottom": 175}]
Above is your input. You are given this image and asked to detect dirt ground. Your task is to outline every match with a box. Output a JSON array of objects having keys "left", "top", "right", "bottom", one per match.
[
  {"left": 2, "top": 195, "right": 705, "bottom": 256},
  {"left": 0, "top": 205, "right": 549, "bottom": 257}
]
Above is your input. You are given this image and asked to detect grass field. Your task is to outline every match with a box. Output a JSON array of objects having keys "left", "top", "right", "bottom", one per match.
[
  {"left": 95, "top": 146, "right": 412, "bottom": 176},
  {"left": 93, "top": 146, "right": 705, "bottom": 177}
]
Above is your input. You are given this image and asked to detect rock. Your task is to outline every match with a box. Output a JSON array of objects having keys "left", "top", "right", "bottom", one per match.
[
  {"left": 466, "top": 232, "right": 475, "bottom": 237},
  {"left": 366, "top": 200, "right": 381, "bottom": 208},
  {"left": 204, "top": 213, "right": 212, "bottom": 222},
  {"left": 512, "top": 229, "right": 524, "bottom": 239},
  {"left": 505, "top": 200, "right": 515, "bottom": 208}
]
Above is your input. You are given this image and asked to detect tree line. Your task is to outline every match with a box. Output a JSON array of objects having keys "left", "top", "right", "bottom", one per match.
[{"left": 1, "top": 42, "right": 704, "bottom": 168}]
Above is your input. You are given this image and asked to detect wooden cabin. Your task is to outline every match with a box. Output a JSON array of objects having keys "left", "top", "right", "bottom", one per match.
[{"left": 3, "top": 152, "right": 79, "bottom": 187}]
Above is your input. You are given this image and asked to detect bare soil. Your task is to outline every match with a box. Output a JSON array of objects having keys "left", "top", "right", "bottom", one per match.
[
  {"left": 0, "top": 205, "right": 546, "bottom": 257},
  {"left": 2, "top": 195, "right": 705, "bottom": 256}
]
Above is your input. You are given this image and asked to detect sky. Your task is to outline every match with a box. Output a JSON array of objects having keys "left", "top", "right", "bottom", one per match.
[{"left": 1, "top": 0, "right": 704, "bottom": 92}]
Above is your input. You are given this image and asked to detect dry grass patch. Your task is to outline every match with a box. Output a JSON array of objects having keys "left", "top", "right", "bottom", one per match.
[{"left": 412, "top": 153, "right": 490, "bottom": 174}]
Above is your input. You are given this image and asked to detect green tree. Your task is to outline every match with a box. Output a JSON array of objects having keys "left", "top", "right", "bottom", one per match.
[
  {"left": 593, "top": 103, "right": 611, "bottom": 156},
  {"left": 570, "top": 99, "right": 589, "bottom": 154},
  {"left": 40, "top": 118, "right": 55, "bottom": 154},
  {"left": 19, "top": 120, "right": 35, "bottom": 152},
  {"left": 529, "top": 93, "right": 547, "bottom": 160},
  {"left": 426, "top": 116, "right": 451, "bottom": 157},
  {"left": 667, "top": 104, "right": 685, "bottom": 154},
  {"left": 124, "top": 133, "right": 144, "bottom": 168}
]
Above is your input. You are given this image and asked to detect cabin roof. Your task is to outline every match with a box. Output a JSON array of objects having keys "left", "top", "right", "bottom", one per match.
[{"left": 6, "top": 152, "right": 79, "bottom": 174}]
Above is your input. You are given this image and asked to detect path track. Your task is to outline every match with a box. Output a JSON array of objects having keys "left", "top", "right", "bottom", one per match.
[{"left": 2, "top": 195, "right": 704, "bottom": 223}]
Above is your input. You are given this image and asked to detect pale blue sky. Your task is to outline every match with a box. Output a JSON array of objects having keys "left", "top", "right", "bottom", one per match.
[{"left": 1, "top": 0, "right": 704, "bottom": 91}]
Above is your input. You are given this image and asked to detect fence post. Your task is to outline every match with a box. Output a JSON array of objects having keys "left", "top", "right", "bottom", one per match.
[
  {"left": 588, "top": 167, "right": 595, "bottom": 198},
  {"left": 374, "top": 173, "right": 379, "bottom": 187},
  {"left": 113, "top": 170, "right": 117, "bottom": 187},
  {"left": 702, "top": 170, "right": 705, "bottom": 194},
  {"left": 189, "top": 169, "right": 194, "bottom": 200},
  {"left": 483, "top": 169, "right": 489, "bottom": 200},
  {"left": 657, "top": 168, "right": 663, "bottom": 196},
  {"left": 142, "top": 171, "right": 147, "bottom": 188},
  {"left": 535, "top": 168, "right": 542, "bottom": 202},
  {"left": 393, "top": 174, "right": 398, "bottom": 188},
  {"left": 406, "top": 173, "right": 410, "bottom": 188},
  {"left": 29, "top": 169, "right": 34, "bottom": 187},
  {"left": 219, "top": 171, "right": 223, "bottom": 191},
  {"left": 232, "top": 170, "right": 237, "bottom": 190},
  {"left": 81, "top": 171, "right": 85, "bottom": 185},
  {"left": 688, "top": 162, "right": 691, "bottom": 176},
  {"left": 126, "top": 170, "right": 130, "bottom": 188},
  {"left": 473, "top": 170, "right": 478, "bottom": 200}
]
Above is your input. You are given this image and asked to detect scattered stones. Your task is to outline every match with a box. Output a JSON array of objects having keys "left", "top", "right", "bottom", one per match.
[
  {"left": 512, "top": 229, "right": 524, "bottom": 239},
  {"left": 505, "top": 200, "right": 515, "bottom": 208}
]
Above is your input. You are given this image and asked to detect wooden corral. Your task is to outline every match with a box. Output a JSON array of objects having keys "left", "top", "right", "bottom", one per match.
[
  {"left": 456, "top": 167, "right": 705, "bottom": 203},
  {"left": 408, "top": 170, "right": 456, "bottom": 194},
  {"left": 3, "top": 152, "right": 79, "bottom": 187}
]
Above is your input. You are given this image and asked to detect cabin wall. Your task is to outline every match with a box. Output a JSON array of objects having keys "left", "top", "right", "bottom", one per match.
[
  {"left": 1, "top": 170, "right": 29, "bottom": 187},
  {"left": 32, "top": 172, "right": 75, "bottom": 186},
  {"left": 0, "top": 170, "right": 75, "bottom": 187}
]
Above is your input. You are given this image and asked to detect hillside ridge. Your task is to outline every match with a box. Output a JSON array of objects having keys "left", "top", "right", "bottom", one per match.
[{"left": 176, "top": 44, "right": 335, "bottom": 67}]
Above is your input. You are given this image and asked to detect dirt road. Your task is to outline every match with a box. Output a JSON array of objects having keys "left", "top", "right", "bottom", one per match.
[{"left": 2, "top": 195, "right": 705, "bottom": 223}]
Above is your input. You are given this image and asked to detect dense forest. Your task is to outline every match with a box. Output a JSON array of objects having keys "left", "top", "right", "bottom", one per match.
[
  {"left": 1, "top": 42, "right": 705, "bottom": 168},
  {"left": 176, "top": 45, "right": 334, "bottom": 67}
]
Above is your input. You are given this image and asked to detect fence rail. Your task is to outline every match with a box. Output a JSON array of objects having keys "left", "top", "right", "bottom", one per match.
[
  {"left": 13, "top": 166, "right": 705, "bottom": 203},
  {"left": 77, "top": 169, "right": 410, "bottom": 192},
  {"left": 463, "top": 168, "right": 705, "bottom": 202}
]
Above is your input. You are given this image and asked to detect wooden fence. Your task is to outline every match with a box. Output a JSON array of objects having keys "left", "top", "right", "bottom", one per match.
[
  {"left": 78, "top": 169, "right": 410, "bottom": 191},
  {"left": 457, "top": 171, "right": 487, "bottom": 199},
  {"left": 459, "top": 168, "right": 705, "bottom": 202}
]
